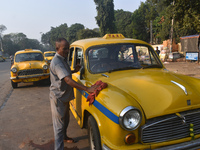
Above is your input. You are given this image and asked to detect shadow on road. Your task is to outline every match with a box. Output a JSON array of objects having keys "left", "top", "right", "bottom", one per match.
[{"left": 28, "top": 138, "right": 89, "bottom": 150}]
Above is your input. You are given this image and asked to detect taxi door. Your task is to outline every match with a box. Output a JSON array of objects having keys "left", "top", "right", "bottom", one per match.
[{"left": 69, "top": 47, "right": 84, "bottom": 125}]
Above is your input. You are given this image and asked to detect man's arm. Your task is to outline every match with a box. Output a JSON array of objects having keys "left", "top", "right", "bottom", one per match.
[{"left": 64, "top": 76, "right": 97, "bottom": 93}]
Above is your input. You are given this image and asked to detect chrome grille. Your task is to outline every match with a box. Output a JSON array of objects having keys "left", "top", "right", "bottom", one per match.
[
  {"left": 18, "top": 69, "right": 43, "bottom": 76},
  {"left": 141, "top": 109, "right": 200, "bottom": 143}
]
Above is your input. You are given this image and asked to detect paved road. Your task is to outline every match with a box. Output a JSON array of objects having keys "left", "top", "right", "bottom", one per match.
[
  {"left": 164, "top": 61, "right": 200, "bottom": 79},
  {"left": 0, "top": 60, "right": 13, "bottom": 109},
  {"left": 1, "top": 60, "right": 200, "bottom": 150},
  {"left": 0, "top": 60, "right": 89, "bottom": 150}
]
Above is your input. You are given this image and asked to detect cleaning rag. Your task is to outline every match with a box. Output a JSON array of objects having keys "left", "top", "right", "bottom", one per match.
[{"left": 86, "top": 80, "right": 108, "bottom": 105}]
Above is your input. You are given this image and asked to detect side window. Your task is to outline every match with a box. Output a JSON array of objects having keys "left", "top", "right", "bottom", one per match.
[
  {"left": 69, "top": 47, "right": 74, "bottom": 66},
  {"left": 74, "top": 47, "right": 83, "bottom": 68},
  {"left": 136, "top": 46, "right": 157, "bottom": 65}
]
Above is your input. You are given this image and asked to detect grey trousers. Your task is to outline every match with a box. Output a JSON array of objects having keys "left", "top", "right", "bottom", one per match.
[{"left": 50, "top": 94, "right": 70, "bottom": 150}]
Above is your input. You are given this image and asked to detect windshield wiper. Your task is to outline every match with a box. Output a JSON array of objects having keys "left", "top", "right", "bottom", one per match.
[
  {"left": 142, "top": 64, "right": 163, "bottom": 69},
  {"left": 108, "top": 66, "right": 141, "bottom": 73}
]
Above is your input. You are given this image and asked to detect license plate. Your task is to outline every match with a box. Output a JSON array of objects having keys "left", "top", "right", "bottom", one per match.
[{"left": 23, "top": 78, "right": 40, "bottom": 82}]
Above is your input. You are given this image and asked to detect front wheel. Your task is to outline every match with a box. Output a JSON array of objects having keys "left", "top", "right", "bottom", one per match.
[
  {"left": 88, "top": 115, "right": 102, "bottom": 150},
  {"left": 11, "top": 80, "right": 18, "bottom": 88}
]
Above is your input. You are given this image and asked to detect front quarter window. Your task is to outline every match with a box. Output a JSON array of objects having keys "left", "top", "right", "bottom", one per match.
[{"left": 136, "top": 46, "right": 162, "bottom": 68}]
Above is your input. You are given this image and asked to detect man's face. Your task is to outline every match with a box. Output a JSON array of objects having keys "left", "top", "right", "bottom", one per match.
[{"left": 57, "top": 40, "right": 70, "bottom": 58}]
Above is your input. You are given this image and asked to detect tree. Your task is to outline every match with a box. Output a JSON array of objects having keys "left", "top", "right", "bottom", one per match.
[
  {"left": 114, "top": 9, "right": 133, "bottom": 38},
  {"left": 2, "top": 33, "right": 42, "bottom": 55},
  {"left": 147, "top": 0, "right": 200, "bottom": 43},
  {"left": 0, "top": 24, "right": 7, "bottom": 53},
  {"left": 94, "top": 0, "right": 116, "bottom": 36},
  {"left": 77, "top": 29, "right": 100, "bottom": 40},
  {"left": 2, "top": 37, "right": 19, "bottom": 55},
  {"left": 173, "top": 0, "right": 200, "bottom": 41},
  {"left": 132, "top": 2, "right": 151, "bottom": 42},
  {"left": 66, "top": 23, "right": 84, "bottom": 43}
]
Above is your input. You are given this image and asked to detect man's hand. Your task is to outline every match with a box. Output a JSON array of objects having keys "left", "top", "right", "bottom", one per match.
[
  {"left": 74, "top": 64, "right": 81, "bottom": 73},
  {"left": 86, "top": 85, "right": 99, "bottom": 93}
]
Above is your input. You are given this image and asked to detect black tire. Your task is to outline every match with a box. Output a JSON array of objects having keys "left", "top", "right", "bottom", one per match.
[
  {"left": 11, "top": 80, "right": 18, "bottom": 88},
  {"left": 88, "top": 115, "right": 102, "bottom": 150}
]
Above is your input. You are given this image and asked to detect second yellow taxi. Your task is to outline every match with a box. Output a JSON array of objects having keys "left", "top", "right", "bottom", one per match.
[
  {"left": 44, "top": 51, "right": 56, "bottom": 64},
  {"left": 10, "top": 49, "right": 50, "bottom": 88}
]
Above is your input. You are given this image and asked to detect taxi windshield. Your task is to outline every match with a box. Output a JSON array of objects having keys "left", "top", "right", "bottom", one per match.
[
  {"left": 15, "top": 53, "right": 44, "bottom": 62},
  {"left": 45, "top": 53, "right": 55, "bottom": 57},
  {"left": 88, "top": 44, "right": 163, "bottom": 73}
]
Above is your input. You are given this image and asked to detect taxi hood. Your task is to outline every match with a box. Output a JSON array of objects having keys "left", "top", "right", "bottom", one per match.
[
  {"left": 16, "top": 61, "right": 44, "bottom": 70},
  {"left": 105, "top": 69, "right": 200, "bottom": 119}
]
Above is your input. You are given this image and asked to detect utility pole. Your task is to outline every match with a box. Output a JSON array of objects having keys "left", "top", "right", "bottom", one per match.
[
  {"left": 150, "top": 20, "right": 153, "bottom": 45},
  {"left": 170, "top": 0, "right": 175, "bottom": 54},
  {"left": 0, "top": 36, "right": 3, "bottom": 56},
  {"left": 150, "top": 0, "right": 153, "bottom": 45}
]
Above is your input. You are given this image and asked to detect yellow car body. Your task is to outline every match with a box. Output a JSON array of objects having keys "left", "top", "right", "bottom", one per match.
[
  {"left": 44, "top": 51, "right": 56, "bottom": 64},
  {"left": 10, "top": 49, "right": 50, "bottom": 88},
  {"left": 69, "top": 34, "right": 200, "bottom": 149}
]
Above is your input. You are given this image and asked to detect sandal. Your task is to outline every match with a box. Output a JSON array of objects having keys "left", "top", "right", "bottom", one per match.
[{"left": 64, "top": 136, "right": 75, "bottom": 143}]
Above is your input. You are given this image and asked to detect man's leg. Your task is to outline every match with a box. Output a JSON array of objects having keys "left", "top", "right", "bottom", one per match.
[
  {"left": 63, "top": 102, "right": 69, "bottom": 138},
  {"left": 63, "top": 102, "right": 74, "bottom": 143},
  {"left": 50, "top": 95, "right": 67, "bottom": 150}
]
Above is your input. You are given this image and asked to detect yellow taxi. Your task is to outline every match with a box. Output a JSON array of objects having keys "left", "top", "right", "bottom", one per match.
[
  {"left": 10, "top": 49, "right": 50, "bottom": 88},
  {"left": 44, "top": 51, "right": 56, "bottom": 64},
  {"left": 69, "top": 34, "right": 200, "bottom": 149}
]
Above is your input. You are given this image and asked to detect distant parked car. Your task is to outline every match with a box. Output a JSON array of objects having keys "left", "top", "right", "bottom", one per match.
[
  {"left": 10, "top": 49, "right": 50, "bottom": 88},
  {"left": 168, "top": 52, "right": 185, "bottom": 61},
  {"left": 0, "top": 56, "right": 5, "bottom": 62}
]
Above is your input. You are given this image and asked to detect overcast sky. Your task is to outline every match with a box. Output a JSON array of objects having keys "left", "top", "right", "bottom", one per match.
[{"left": 1, "top": 0, "right": 145, "bottom": 41}]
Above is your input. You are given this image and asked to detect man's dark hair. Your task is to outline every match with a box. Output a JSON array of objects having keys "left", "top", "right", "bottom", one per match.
[
  {"left": 55, "top": 38, "right": 69, "bottom": 51},
  {"left": 56, "top": 37, "right": 68, "bottom": 43}
]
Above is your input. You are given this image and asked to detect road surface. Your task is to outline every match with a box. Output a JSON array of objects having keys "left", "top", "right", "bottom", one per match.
[
  {"left": 1, "top": 60, "right": 200, "bottom": 150},
  {"left": 0, "top": 60, "right": 89, "bottom": 150}
]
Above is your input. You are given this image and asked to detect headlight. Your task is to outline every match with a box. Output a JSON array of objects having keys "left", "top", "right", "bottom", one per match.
[
  {"left": 11, "top": 67, "right": 17, "bottom": 73},
  {"left": 43, "top": 65, "right": 48, "bottom": 70},
  {"left": 119, "top": 106, "right": 142, "bottom": 131}
]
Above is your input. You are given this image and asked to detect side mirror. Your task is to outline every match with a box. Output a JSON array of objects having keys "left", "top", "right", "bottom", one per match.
[{"left": 80, "top": 66, "right": 85, "bottom": 80}]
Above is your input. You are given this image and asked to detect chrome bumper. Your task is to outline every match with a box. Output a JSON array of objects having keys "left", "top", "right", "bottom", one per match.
[
  {"left": 10, "top": 73, "right": 50, "bottom": 80},
  {"left": 154, "top": 138, "right": 200, "bottom": 150}
]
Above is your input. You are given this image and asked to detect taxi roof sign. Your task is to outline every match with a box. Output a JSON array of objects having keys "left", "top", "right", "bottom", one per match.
[
  {"left": 103, "top": 34, "right": 125, "bottom": 39},
  {"left": 25, "top": 49, "right": 32, "bottom": 51}
]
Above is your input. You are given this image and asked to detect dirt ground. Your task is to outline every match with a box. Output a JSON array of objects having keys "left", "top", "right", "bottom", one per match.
[{"left": 163, "top": 61, "right": 200, "bottom": 79}]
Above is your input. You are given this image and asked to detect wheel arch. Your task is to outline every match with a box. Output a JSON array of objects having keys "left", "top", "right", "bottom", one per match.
[{"left": 82, "top": 110, "right": 102, "bottom": 130}]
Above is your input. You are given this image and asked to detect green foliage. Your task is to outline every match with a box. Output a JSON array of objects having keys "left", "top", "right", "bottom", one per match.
[
  {"left": 94, "top": 0, "right": 116, "bottom": 36},
  {"left": 41, "top": 23, "right": 85, "bottom": 47},
  {"left": 145, "top": 0, "right": 200, "bottom": 43},
  {"left": 66, "top": 23, "right": 84, "bottom": 43},
  {"left": 114, "top": 9, "right": 133, "bottom": 37},
  {"left": 173, "top": 0, "right": 200, "bottom": 41},
  {"left": 77, "top": 29, "right": 100, "bottom": 40},
  {"left": 132, "top": 2, "right": 151, "bottom": 42},
  {"left": 2, "top": 33, "right": 42, "bottom": 55}
]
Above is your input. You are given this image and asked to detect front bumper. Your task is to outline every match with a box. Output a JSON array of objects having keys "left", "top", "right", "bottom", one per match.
[
  {"left": 10, "top": 73, "right": 50, "bottom": 80},
  {"left": 154, "top": 138, "right": 200, "bottom": 150}
]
